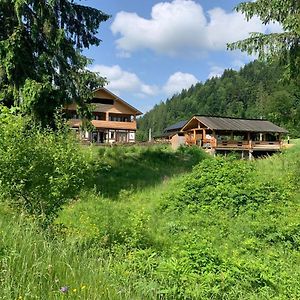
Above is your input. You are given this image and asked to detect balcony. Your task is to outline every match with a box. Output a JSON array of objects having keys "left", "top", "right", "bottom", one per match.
[
  {"left": 252, "top": 141, "right": 282, "bottom": 151},
  {"left": 68, "top": 119, "right": 136, "bottom": 131},
  {"left": 91, "top": 120, "right": 136, "bottom": 130},
  {"left": 215, "top": 140, "right": 250, "bottom": 150},
  {"left": 184, "top": 135, "right": 282, "bottom": 151},
  {"left": 215, "top": 140, "right": 282, "bottom": 151}
]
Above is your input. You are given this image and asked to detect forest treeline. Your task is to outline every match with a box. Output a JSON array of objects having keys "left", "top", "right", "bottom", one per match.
[{"left": 137, "top": 60, "right": 300, "bottom": 140}]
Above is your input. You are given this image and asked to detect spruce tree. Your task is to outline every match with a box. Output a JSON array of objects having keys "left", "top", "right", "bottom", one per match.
[{"left": 0, "top": 0, "right": 109, "bottom": 126}]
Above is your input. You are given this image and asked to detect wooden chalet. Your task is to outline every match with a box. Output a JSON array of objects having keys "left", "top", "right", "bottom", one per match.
[
  {"left": 65, "top": 87, "right": 142, "bottom": 144},
  {"left": 166, "top": 115, "right": 287, "bottom": 157}
]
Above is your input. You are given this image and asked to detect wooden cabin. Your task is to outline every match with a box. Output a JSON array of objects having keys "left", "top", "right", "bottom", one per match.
[
  {"left": 169, "top": 116, "right": 287, "bottom": 157},
  {"left": 65, "top": 87, "right": 142, "bottom": 144}
]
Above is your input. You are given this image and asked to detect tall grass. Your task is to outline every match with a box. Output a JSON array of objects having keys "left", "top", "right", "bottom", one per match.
[
  {"left": 87, "top": 144, "right": 206, "bottom": 198},
  {"left": 0, "top": 144, "right": 205, "bottom": 300},
  {"left": 1, "top": 140, "right": 300, "bottom": 299}
]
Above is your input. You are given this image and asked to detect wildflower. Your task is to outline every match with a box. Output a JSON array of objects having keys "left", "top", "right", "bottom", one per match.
[
  {"left": 81, "top": 285, "right": 86, "bottom": 290},
  {"left": 73, "top": 288, "right": 77, "bottom": 293},
  {"left": 60, "top": 286, "right": 69, "bottom": 293}
]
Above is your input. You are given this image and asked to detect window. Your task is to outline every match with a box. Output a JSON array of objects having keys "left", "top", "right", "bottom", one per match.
[
  {"left": 93, "top": 112, "right": 106, "bottom": 120},
  {"left": 129, "top": 132, "right": 135, "bottom": 140},
  {"left": 90, "top": 98, "right": 114, "bottom": 105},
  {"left": 109, "top": 114, "right": 132, "bottom": 122}
]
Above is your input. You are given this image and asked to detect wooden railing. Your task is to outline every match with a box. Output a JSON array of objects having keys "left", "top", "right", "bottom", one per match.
[
  {"left": 215, "top": 140, "right": 281, "bottom": 150},
  {"left": 68, "top": 119, "right": 137, "bottom": 130},
  {"left": 252, "top": 141, "right": 282, "bottom": 150},
  {"left": 216, "top": 140, "right": 250, "bottom": 150},
  {"left": 184, "top": 136, "right": 282, "bottom": 151},
  {"left": 185, "top": 137, "right": 196, "bottom": 145}
]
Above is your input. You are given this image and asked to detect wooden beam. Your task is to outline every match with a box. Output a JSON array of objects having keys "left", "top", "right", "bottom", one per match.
[
  {"left": 247, "top": 132, "right": 252, "bottom": 150},
  {"left": 203, "top": 128, "right": 206, "bottom": 140},
  {"left": 211, "top": 130, "right": 216, "bottom": 148}
]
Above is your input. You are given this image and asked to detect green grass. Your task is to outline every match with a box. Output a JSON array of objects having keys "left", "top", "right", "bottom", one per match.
[
  {"left": 1, "top": 142, "right": 300, "bottom": 299},
  {"left": 87, "top": 144, "right": 206, "bottom": 198}
]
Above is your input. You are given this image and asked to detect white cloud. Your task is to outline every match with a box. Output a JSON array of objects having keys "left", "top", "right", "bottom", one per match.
[
  {"left": 163, "top": 72, "right": 198, "bottom": 96},
  {"left": 208, "top": 66, "right": 224, "bottom": 79},
  {"left": 89, "top": 64, "right": 158, "bottom": 97},
  {"left": 111, "top": 0, "right": 282, "bottom": 56},
  {"left": 205, "top": 8, "right": 264, "bottom": 50},
  {"left": 90, "top": 65, "right": 199, "bottom": 98},
  {"left": 111, "top": 0, "right": 207, "bottom": 56}
]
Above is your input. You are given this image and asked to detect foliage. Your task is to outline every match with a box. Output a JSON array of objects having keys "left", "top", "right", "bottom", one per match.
[
  {"left": 0, "top": 106, "right": 92, "bottom": 225},
  {"left": 0, "top": 0, "right": 109, "bottom": 126},
  {"left": 87, "top": 144, "right": 207, "bottom": 198},
  {"left": 137, "top": 60, "right": 300, "bottom": 140},
  {"left": 1, "top": 131, "right": 300, "bottom": 299},
  {"left": 227, "top": 0, "right": 300, "bottom": 84},
  {"left": 162, "top": 156, "right": 293, "bottom": 213}
]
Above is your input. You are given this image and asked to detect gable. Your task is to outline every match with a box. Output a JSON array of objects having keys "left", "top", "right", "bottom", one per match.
[
  {"left": 93, "top": 88, "right": 142, "bottom": 115},
  {"left": 65, "top": 88, "right": 142, "bottom": 116},
  {"left": 181, "top": 117, "right": 205, "bottom": 131}
]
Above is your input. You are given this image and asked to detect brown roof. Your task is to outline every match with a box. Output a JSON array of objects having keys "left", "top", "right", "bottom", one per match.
[{"left": 182, "top": 116, "right": 288, "bottom": 133}]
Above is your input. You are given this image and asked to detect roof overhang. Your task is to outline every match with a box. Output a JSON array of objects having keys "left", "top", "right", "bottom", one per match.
[
  {"left": 181, "top": 115, "right": 288, "bottom": 134},
  {"left": 181, "top": 116, "right": 204, "bottom": 131}
]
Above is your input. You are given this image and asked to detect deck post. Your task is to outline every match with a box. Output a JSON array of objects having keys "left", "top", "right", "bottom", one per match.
[
  {"left": 249, "top": 150, "right": 253, "bottom": 160},
  {"left": 203, "top": 128, "right": 207, "bottom": 141},
  {"left": 259, "top": 133, "right": 263, "bottom": 141},
  {"left": 279, "top": 133, "right": 282, "bottom": 148},
  {"left": 211, "top": 148, "right": 216, "bottom": 156}
]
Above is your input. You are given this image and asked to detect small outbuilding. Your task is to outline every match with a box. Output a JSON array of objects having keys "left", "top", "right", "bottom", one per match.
[{"left": 153, "top": 120, "right": 187, "bottom": 142}]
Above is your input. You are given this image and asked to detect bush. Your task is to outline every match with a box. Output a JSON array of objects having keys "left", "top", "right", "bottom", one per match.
[
  {"left": 0, "top": 106, "right": 91, "bottom": 225},
  {"left": 163, "top": 156, "right": 291, "bottom": 213}
]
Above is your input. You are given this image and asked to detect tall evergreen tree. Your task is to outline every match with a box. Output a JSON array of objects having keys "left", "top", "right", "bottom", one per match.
[{"left": 0, "top": 0, "right": 109, "bottom": 126}]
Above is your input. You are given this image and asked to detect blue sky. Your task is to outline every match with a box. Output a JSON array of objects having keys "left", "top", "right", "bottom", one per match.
[{"left": 81, "top": 0, "right": 281, "bottom": 113}]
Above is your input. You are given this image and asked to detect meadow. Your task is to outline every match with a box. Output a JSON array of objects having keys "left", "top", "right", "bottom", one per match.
[{"left": 0, "top": 113, "right": 299, "bottom": 299}]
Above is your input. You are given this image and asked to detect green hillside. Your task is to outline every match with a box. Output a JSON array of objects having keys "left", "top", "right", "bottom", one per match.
[
  {"left": 1, "top": 138, "right": 300, "bottom": 299},
  {"left": 0, "top": 109, "right": 299, "bottom": 299},
  {"left": 137, "top": 61, "right": 300, "bottom": 140}
]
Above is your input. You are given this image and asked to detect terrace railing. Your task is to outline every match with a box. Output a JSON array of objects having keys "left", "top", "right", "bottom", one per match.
[{"left": 215, "top": 140, "right": 282, "bottom": 151}]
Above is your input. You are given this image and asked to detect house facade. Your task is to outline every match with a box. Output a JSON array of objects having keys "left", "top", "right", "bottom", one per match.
[{"left": 65, "top": 88, "right": 142, "bottom": 144}]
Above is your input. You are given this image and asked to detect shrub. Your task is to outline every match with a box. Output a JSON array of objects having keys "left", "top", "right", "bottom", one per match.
[
  {"left": 163, "top": 156, "right": 291, "bottom": 213},
  {"left": 0, "top": 106, "right": 91, "bottom": 225}
]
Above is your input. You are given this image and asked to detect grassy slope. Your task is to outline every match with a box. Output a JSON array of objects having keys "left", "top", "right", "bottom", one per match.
[
  {"left": 0, "top": 142, "right": 300, "bottom": 299},
  {"left": 86, "top": 145, "right": 205, "bottom": 198}
]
